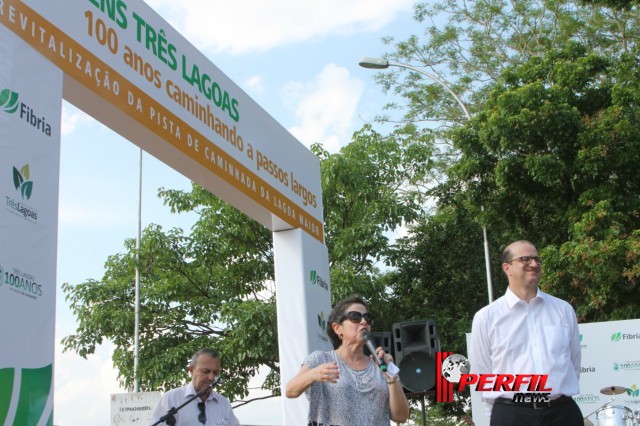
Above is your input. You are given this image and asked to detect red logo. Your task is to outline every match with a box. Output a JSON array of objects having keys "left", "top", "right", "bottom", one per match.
[
  {"left": 435, "top": 352, "right": 551, "bottom": 402},
  {"left": 436, "top": 352, "right": 455, "bottom": 402}
]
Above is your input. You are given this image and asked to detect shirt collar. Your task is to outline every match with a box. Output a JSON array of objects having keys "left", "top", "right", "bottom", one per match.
[
  {"left": 504, "top": 286, "right": 546, "bottom": 308},
  {"left": 184, "top": 382, "right": 219, "bottom": 402}
]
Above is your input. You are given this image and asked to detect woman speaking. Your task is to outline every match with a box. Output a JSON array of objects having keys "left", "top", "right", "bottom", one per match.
[{"left": 285, "top": 295, "right": 410, "bottom": 425}]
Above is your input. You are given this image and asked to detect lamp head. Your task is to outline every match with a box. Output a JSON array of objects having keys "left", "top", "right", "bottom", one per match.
[{"left": 358, "top": 57, "right": 389, "bottom": 69}]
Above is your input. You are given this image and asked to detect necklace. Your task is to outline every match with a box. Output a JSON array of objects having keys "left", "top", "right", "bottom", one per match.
[{"left": 334, "top": 351, "right": 378, "bottom": 393}]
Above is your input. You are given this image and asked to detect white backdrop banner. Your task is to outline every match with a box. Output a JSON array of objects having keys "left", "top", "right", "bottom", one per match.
[
  {"left": 274, "top": 229, "right": 332, "bottom": 424},
  {"left": 469, "top": 318, "right": 640, "bottom": 426},
  {"left": 0, "top": 25, "right": 62, "bottom": 426}
]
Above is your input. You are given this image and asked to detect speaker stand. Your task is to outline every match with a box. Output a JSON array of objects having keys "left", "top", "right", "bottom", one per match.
[{"left": 420, "top": 394, "right": 427, "bottom": 426}]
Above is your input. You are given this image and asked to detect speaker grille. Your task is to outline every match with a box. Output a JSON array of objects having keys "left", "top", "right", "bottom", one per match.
[{"left": 398, "top": 351, "right": 437, "bottom": 392}]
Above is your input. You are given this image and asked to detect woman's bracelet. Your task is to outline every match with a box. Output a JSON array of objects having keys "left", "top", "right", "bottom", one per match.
[{"left": 386, "top": 375, "right": 398, "bottom": 385}]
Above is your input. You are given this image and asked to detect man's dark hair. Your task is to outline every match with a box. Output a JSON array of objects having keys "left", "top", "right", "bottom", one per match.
[{"left": 326, "top": 295, "right": 369, "bottom": 349}]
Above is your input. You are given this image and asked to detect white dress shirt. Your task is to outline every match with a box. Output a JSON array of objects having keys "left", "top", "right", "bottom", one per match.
[
  {"left": 469, "top": 287, "right": 581, "bottom": 415},
  {"left": 151, "top": 383, "right": 239, "bottom": 425}
]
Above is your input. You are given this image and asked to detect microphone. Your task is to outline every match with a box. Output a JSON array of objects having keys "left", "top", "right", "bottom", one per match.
[
  {"left": 362, "top": 330, "right": 387, "bottom": 372},
  {"left": 196, "top": 377, "right": 222, "bottom": 397}
]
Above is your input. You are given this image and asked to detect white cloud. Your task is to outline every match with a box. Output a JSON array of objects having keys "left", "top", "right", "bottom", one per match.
[
  {"left": 60, "top": 103, "right": 92, "bottom": 136},
  {"left": 287, "top": 63, "right": 364, "bottom": 152},
  {"left": 146, "top": 0, "right": 414, "bottom": 54},
  {"left": 244, "top": 75, "right": 265, "bottom": 95},
  {"left": 54, "top": 341, "right": 124, "bottom": 426}
]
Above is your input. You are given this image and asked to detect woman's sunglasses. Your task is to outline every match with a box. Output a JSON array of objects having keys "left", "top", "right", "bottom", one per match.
[{"left": 338, "top": 311, "right": 374, "bottom": 325}]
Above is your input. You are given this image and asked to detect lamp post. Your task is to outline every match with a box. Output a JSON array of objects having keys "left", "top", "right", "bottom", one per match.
[
  {"left": 359, "top": 57, "right": 494, "bottom": 304},
  {"left": 134, "top": 148, "right": 143, "bottom": 392}
]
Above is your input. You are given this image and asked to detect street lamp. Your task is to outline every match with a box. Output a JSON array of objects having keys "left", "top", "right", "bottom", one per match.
[{"left": 359, "top": 57, "right": 494, "bottom": 304}]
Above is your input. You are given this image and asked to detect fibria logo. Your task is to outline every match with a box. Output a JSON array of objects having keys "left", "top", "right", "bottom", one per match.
[
  {"left": 309, "top": 270, "right": 329, "bottom": 290},
  {"left": 0, "top": 88, "right": 19, "bottom": 113},
  {"left": 0, "top": 87, "right": 52, "bottom": 136},
  {"left": 13, "top": 164, "right": 34, "bottom": 200},
  {"left": 611, "top": 332, "right": 640, "bottom": 342}
]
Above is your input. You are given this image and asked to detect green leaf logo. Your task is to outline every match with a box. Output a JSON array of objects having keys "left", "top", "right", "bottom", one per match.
[
  {"left": 317, "top": 311, "right": 325, "bottom": 330},
  {"left": 310, "top": 270, "right": 317, "bottom": 284},
  {"left": 627, "top": 385, "right": 639, "bottom": 397},
  {"left": 13, "top": 164, "right": 33, "bottom": 200},
  {"left": 0, "top": 88, "right": 20, "bottom": 113},
  {"left": 611, "top": 332, "right": 622, "bottom": 342}
]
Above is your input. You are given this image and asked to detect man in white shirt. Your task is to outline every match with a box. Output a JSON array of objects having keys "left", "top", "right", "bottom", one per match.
[
  {"left": 151, "top": 349, "right": 240, "bottom": 425},
  {"left": 469, "top": 240, "right": 583, "bottom": 425}
]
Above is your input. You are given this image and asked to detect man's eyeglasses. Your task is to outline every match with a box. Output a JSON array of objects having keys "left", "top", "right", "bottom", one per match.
[
  {"left": 506, "top": 256, "right": 542, "bottom": 265},
  {"left": 197, "top": 402, "right": 206, "bottom": 424},
  {"left": 338, "top": 311, "right": 374, "bottom": 325}
]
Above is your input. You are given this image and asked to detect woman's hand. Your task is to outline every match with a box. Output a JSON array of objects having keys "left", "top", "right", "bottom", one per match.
[
  {"left": 285, "top": 361, "right": 339, "bottom": 398},
  {"left": 313, "top": 362, "right": 340, "bottom": 383},
  {"left": 370, "top": 347, "right": 394, "bottom": 366}
]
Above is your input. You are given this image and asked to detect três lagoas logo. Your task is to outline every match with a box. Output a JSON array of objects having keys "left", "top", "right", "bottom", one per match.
[
  {"left": 13, "top": 164, "right": 34, "bottom": 200},
  {"left": 6, "top": 164, "right": 38, "bottom": 222}
]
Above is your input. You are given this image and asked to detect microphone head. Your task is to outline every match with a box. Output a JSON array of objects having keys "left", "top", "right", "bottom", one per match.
[{"left": 361, "top": 330, "right": 375, "bottom": 345}]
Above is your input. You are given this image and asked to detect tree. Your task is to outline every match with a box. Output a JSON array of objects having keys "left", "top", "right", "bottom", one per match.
[
  {"left": 373, "top": 0, "right": 640, "bottom": 328},
  {"left": 378, "top": 0, "right": 640, "bottom": 121},
  {"left": 62, "top": 189, "right": 277, "bottom": 400},
  {"left": 313, "top": 124, "right": 434, "bottom": 307},
  {"left": 448, "top": 43, "right": 640, "bottom": 322}
]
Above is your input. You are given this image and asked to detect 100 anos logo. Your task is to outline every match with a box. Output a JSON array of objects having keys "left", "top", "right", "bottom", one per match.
[{"left": 2, "top": 269, "right": 42, "bottom": 297}]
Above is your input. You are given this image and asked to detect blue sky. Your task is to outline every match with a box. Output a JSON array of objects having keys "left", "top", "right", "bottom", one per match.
[{"left": 53, "top": 0, "right": 422, "bottom": 424}]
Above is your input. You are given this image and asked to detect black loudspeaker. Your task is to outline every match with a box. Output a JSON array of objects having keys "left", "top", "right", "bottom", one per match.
[
  {"left": 362, "top": 332, "right": 392, "bottom": 357},
  {"left": 392, "top": 320, "right": 440, "bottom": 393}
]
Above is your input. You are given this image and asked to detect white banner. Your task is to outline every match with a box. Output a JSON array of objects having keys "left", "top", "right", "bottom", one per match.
[
  {"left": 575, "top": 319, "right": 640, "bottom": 424},
  {"left": 111, "top": 392, "right": 161, "bottom": 426},
  {"left": 0, "top": 25, "right": 62, "bottom": 426},
  {"left": 274, "top": 229, "right": 332, "bottom": 424}
]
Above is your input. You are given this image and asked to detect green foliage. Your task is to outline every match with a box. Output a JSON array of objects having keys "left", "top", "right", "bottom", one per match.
[
  {"left": 377, "top": 0, "right": 640, "bottom": 127},
  {"left": 313, "top": 124, "right": 436, "bottom": 308},
  {"left": 440, "top": 45, "right": 640, "bottom": 321},
  {"left": 62, "top": 191, "right": 276, "bottom": 400},
  {"left": 542, "top": 201, "right": 640, "bottom": 322}
]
